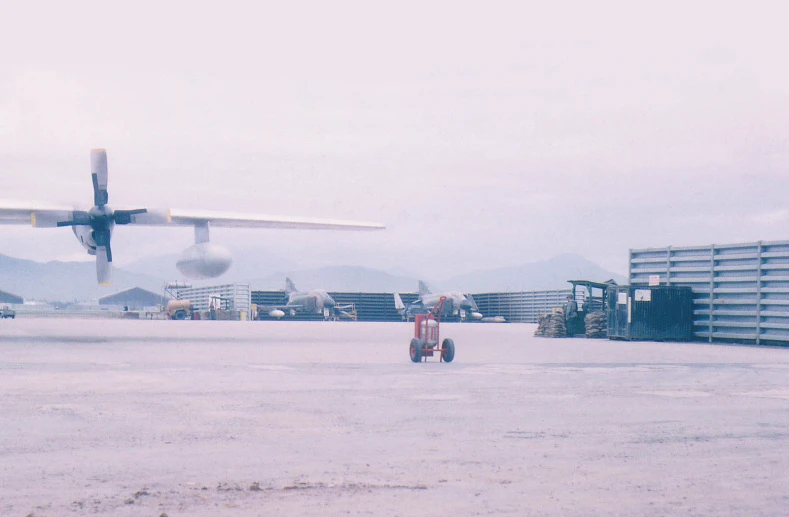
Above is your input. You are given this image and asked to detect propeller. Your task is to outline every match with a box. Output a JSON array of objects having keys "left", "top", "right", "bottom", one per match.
[
  {"left": 55, "top": 149, "right": 148, "bottom": 285},
  {"left": 91, "top": 149, "right": 109, "bottom": 207}
]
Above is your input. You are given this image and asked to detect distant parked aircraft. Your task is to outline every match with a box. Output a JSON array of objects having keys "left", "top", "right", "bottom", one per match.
[
  {"left": 400, "top": 281, "right": 483, "bottom": 322},
  {"left": 259, "top": 278, "right": 353, "bottom": 320},
  {"left": 283, "top": 277, "right": 337, "bottom": 317},
  {"left": 0, "top": 149, "right": 384, "bottom": 286}
]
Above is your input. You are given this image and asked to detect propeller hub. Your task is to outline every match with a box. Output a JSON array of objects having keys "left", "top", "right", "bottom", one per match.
[
  {"left": 88, "top": 205, "right": 115, "bottom": 231},
  {"left": 52, "top": 150, "right": 147, "bottom": 284},
  {"left": 88, "top": 205, "right": 113, "bottom": 216}
]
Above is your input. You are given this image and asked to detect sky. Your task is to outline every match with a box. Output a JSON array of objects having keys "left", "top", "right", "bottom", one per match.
[{"left": 1, "top": 0, "right": 788, "bottom": 280}]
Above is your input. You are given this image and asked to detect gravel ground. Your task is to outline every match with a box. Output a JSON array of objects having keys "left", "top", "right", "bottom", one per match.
[{"left": 1, "top": 319, "right": 788, "bottom": 516}]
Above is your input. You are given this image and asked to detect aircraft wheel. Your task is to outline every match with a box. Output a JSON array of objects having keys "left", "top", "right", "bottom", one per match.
[
  {"left": 441, "top": 338, "right": 455, "bottom": 363},
  {"left": 410, "top": 338, "right": 423, "bottom": 363}
]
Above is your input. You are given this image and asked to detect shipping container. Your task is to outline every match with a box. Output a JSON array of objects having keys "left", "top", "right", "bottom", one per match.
[{"left": 607, "top": 285, "right": 693, "bottom": 341}]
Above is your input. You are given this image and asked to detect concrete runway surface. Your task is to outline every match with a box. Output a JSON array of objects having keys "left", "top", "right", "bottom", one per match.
[{"left": 1, "top": 320, "right": 788, "bottom": 516}]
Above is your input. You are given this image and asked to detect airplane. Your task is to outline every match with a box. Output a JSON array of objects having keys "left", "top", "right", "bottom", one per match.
[
  {"left": 399, "top": 281, "right": 483, "bottom": 322},
  {"left": 0, "top": 149, "right": 385, "bottom": 286},
  {"left": 258, "top": 278, "right": 353, "bottom": 320}
]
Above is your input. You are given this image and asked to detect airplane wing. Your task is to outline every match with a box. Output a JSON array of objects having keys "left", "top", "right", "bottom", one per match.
[
  {"left": 0, "top": 200, "right": 76, "bottom": 227},
  {"left": 0, "top": 202, "right": 385, "bottom": 231},
  {"left": 128, "top": 208, "right": 385, "bottom": 231}
]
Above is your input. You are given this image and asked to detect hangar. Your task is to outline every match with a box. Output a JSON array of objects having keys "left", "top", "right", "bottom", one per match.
[
  {"left": 98, "top": 287, "right": 166, "bottom": 310},
  {"left": 0, "top": 289, "right": 23, "bottom": 305}
]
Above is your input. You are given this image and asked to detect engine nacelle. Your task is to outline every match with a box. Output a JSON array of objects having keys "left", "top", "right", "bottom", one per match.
[{"left": 176, "top": 243, "right": 232, "bottom": 279}]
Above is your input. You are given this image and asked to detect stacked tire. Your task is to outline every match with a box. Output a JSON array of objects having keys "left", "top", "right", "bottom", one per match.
[
  {"left": 584, "top": 311, "right": 608, "bottom": 339},
  {"left": 534, "top": 314, "right": 549, "bottom": 336}
]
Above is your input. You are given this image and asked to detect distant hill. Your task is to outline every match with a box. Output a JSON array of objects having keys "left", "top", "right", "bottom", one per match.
[
  {"left": 119, "top": 253, "right": 182, "bottom": 282},
  {"left": 246, "top": 266, "right": 418, "bottom": 292},
  {"left": 438, "top": 254, "right": 626, "bottom": 292},
  {"left": 0, "top": 254, "right": 163, "bottom": 302},
  {"left": 213, "top": 255, "right": 624, "bottom": 293},
  {"left": 0, "top": 251, "right": 624, "bottom": 302},
  {"left": 122, "top": 247, "right": 304, "bottom": 284}
]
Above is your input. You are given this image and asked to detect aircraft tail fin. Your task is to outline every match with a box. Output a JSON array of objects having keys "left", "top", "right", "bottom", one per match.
[
  {"left": 466, "top": 293, "right": 479, "bottom": 311},
  {"left": 418, "top": 280, "right": 431, "bottom": 295},
  {"left": 394, "top": 292, "right": 405, "bottom": 311},
  {"left": 285, "top": 277, "right": 298, "bottom": 294}
]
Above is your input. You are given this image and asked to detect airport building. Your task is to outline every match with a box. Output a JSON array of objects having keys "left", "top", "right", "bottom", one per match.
[
  {"left": 176, "top": 283, "right": 251, "bottom": 313},
  {"left": 99, "top": 287, "right": 167, "bottom": 310}
]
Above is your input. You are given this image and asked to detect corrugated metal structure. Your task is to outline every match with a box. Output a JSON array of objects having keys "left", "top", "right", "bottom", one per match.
[
  {"left": 250, "top": 289, "right": 575, "bottom": 323},
  {"left": 607, "top": 285, "right": 693, "bottom": 341},
  {"left": 251, "top": 291, "right": 419, "bottom": 321},
  {"left": 176, "top": 284, "right": 251, "bottom": 313},
  {"left": 630, "top": 241, "right": 789, "bottom": 345},
  {"left": 251, "top": 291, "right": 288, "bottom": 308},
  {"left": 472, "top": 290, "right": 571, "bottom": 323},
  {"left": 251, "top": 290, "right": 322, "bottom": 320},
  {"left": 331, "top": 292, "right": 415, "bottom": 322}
]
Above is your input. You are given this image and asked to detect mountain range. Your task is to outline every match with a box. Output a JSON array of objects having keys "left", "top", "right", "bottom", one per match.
[
  {"left": 440, "top": 254, "right": 625, "bottom": 292},
  {"left": 0, "top": 254, "right": 163, "bottom": 302},
  {"left": 0, "top": 252, "right": 625, "bottom": 302}
]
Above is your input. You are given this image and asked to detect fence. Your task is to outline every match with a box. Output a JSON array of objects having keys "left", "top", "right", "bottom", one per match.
[{"left": 629, "top": 241, "right": 789, "bottom": 345}]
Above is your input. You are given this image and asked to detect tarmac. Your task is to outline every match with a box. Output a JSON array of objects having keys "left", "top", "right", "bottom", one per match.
[{"left": 1, "top": 319, "right": 788, "bottom": 516}]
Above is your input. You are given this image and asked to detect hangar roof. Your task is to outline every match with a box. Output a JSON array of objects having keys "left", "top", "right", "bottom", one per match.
[
  {"left": 99, "top": 287, "right": 166, "bottom": 306},
  {"left": 0, "top": 289, "right": 23, "bottom": 304}
]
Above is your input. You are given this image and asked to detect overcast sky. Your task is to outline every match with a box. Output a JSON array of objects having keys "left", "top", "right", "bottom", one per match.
[{"left": 1, "top": 0, "right": 788, "bottom": 279}]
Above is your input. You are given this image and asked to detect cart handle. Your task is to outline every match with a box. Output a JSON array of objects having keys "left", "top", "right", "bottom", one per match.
[{"left": 427, "top": 296, "right": 447, "bottom": 321}]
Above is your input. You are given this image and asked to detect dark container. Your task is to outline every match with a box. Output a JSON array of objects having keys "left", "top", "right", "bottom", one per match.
[{"left": 607, "top": 285, "right": 693, "bottom": 341}]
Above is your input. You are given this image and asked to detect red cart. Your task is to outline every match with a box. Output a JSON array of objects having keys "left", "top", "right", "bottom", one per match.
[{"left": 409, "top": 296, "right": 456, "bottom": 363}]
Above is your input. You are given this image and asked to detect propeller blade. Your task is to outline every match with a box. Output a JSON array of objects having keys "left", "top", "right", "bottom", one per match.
[
  {"left": 92, "top": 229, "right": 112, "bottom": 262},
  {"left": 96, "top": 246, "right": 112, "bottom": 285},
  {"left": 56, "top": 210, "right": 92, "bottom": 227},
  {"left": 91, "top": 149, "right": 109, "bottom": 207},
  {"left": 114, "top": 208, "right": 148, "bottom": 225}
]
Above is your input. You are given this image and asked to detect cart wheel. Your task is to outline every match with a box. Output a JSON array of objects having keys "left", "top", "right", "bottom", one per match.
[
  {"left": 410, "top": 338, "right": 423, "bottom": 363},
  {"left": 441, "top": 338, "right": 455, "bottom": 363}
]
